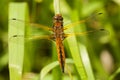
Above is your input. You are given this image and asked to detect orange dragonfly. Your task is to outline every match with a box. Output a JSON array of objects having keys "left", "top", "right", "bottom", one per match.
[{"left": 11, "top": 13, "right": 106, "bottom": 73}]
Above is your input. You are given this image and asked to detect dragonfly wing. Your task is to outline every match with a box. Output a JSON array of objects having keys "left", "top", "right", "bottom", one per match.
[
  {"left": 9, "top": 18, "right": 53, "bottom": 31},
  {"left": 64, "top": 29, "right": 109, "bottom": 40},
  {"left": 64, "top": 13, "right": 102, "bottom": 30},
  {"left": 64, "top": 20, "right": 86, "bottom": 30},
  {"left": 9, "top": 34, "right": 53, "bottom": 44}
]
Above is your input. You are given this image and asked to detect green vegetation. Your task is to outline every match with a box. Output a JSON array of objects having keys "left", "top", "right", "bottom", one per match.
[{"left": 0, "top": 0, "right": 120, "bottom": 80}]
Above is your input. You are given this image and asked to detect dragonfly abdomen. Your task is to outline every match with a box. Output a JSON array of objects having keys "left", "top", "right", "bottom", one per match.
[{"left": 56, "top": 38, "right": 65, "bottom": 73}]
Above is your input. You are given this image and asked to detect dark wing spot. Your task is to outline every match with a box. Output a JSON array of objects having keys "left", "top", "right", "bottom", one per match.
[
  {"left": 12, "top": 18, "right": 16, "bottom": 20},
  {"left": 100, "top": 28, "right": 105, "bottom": 31},
  {"left": 98, "top": 12, "right": 103, "bottom": 15},
  {"left": 13, "top": 35, "right": 17, "bottom": 37}
]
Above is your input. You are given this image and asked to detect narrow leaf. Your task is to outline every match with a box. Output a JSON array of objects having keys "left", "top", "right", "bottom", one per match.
[{"left": 8, "top": 2, "right": 28, "bottom": 80}]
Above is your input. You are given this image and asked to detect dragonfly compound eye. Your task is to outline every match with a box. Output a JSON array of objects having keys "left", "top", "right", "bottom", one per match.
[{"left": 53, "top": 14, "right": 63, "bottom": 21}]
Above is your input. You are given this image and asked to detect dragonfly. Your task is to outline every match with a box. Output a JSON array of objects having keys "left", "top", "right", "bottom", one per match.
[{"left": 11, "top": 13, "right": 107, "bottom": 73}]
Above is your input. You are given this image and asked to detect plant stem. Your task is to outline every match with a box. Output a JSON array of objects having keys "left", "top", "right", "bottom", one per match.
[{"left": 54, "top": 0, "right": 60, "bottom": 14}]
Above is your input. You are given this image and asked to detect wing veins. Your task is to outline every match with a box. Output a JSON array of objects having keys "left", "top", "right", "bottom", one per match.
[
  {"left": 10, "top": 18, "right": 53, "bottom": 31},
  {"left": 9, "top": 34, "right": 52, "bottom": 41},
  {"left": 65, "top": 29, "right": 105, "bottom": 38},
  {"left": 64, "top": 13, "right": 102, "bottom": 30}
]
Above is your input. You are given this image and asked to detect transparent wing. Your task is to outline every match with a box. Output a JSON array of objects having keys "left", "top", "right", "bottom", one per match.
[
  {"left": 64, "top": 29, "right": 109, "bottom": 40},
  {"left": 9, "top": 34, "right": 54, "bottom": 45},
  {"left": 9, "top": 34, "right": 52, "bottom": 40},
  {"left": 9, "top": 18, "right": 54, "bottom": 44},
  {"left": 9, "top": 18, "right": 53, "bottom": 31},
  {"left": 64, "top": 13, "right": 102, "bottom": 30}
]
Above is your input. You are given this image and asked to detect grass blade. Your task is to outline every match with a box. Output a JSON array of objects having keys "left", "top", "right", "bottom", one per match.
[
  {"left": 8, "top": 2, "right": 28, "bottom": 80},
  {"left": 40, "top": 59, "right": 74, "bottom": 80},
  {"left": 63, "top": 0, "right": 95, "bottom": 79}
]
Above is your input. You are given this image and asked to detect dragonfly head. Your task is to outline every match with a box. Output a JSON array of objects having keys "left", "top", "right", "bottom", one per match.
[
  {"left": 53, "top": 14, "right": 63, "bottom": 27},
  {"left": 53, "top": 14, "right": 63, "bottom": 22}
]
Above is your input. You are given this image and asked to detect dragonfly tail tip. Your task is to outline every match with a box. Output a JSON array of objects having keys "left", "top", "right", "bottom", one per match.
[
  {"left": 61, "top": 67, "right": 64, "bottom": 73},
  {"left": 62, "top": 69, "right": 64, "bottom": 73}
]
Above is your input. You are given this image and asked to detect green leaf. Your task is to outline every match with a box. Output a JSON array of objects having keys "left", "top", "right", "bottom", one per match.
[
  {"left": 63, "top": 0, "right": 95, "bottom": 80},
  {"left": 8, "top": 2, "right": 29, "bottom": 80},
  {"left": 40, "top": 59, "right": 74, "bottom": 80}
]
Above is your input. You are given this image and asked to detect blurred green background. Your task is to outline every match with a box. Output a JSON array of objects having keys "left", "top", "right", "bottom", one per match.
[{"left": 0, "top": 0, "right": 120, "bottom": 80}]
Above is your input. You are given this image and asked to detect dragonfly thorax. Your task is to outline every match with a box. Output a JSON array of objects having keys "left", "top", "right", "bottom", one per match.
[{"left": 52, "top": 14, "right": 65, "bottom": 41}]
